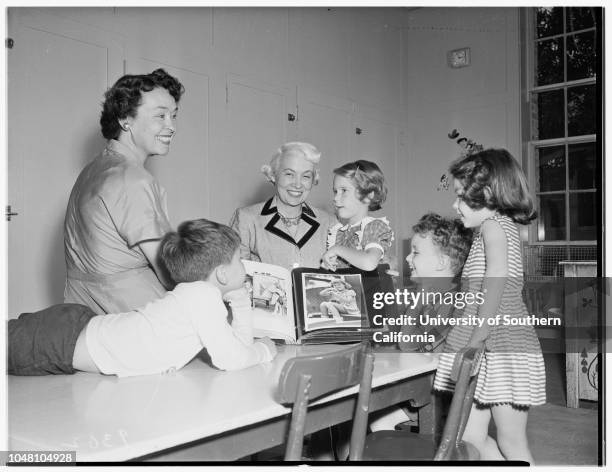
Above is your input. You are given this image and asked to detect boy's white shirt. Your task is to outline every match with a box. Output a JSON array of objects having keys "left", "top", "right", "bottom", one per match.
[{"left": 85, "top": 281, "right": 273, "bottom": 377}]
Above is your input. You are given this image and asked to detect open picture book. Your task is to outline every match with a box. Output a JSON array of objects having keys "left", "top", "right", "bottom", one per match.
[{"left": 243, "top": 260, "right": 395, "bottom": 344}]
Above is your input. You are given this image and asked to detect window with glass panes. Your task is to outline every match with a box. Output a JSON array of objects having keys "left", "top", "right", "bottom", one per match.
[{"left": 528, "top": 7, "right": 598, "bottom": 244}]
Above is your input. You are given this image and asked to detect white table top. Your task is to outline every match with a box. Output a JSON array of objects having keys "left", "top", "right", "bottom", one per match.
[{"left": 8, "top": 345, "right": 437, "bottom": 462}]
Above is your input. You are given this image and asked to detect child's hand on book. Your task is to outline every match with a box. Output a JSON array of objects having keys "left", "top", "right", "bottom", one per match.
[
  {"left": 258, "top": 337, "right": 278, "bottom": 359},
  {"left": 321, "top": 247, "right": 340, "bottom": 271}
]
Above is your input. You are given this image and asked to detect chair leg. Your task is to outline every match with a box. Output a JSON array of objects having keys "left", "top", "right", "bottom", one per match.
[
  {"left": 284, "top": 374, "right": 311, "bottom": 461},
  {"left": 348, "top": 352, "right": 374, "bottom": 460},
  {"left": 431, "top": 392, "right": 451, "bottom": 446}
]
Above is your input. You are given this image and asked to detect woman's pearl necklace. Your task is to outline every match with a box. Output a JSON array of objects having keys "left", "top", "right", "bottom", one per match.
[{"left": 278, "top": 210, "right": 302, "bottom": 227}]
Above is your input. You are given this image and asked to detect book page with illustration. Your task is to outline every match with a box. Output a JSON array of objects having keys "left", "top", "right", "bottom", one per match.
[{"left": 243, "top": 260, "right": 296, "bottom": 343}]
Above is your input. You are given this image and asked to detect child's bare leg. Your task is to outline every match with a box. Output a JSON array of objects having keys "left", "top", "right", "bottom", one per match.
[
  {"left": 328, "top": 302, "right": 344, "bottom": 322},
  {"left": 335, "top": 305, "right": 348, "bottom": 315},
  {"left": 462, "top": 405, "right": 504, "bottom": 460},
  {"left": 320, "top": 302, "right": 330, "bottom": 317},
  {"left": 491, "top": 405, "right": 533, "bottom": 463}
]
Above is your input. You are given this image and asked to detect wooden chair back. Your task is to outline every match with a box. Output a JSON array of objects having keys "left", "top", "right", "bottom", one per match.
[
  {"left": 276, "top": 342, "right": 375, "bottom": 461},
  {"left": 433, "top": 346, "right": 482, "bottom": 460}
]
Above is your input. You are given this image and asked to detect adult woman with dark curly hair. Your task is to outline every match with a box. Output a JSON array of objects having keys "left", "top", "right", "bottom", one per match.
[{"left": 63, "top": 69, "right": 184, "bottom": 315}]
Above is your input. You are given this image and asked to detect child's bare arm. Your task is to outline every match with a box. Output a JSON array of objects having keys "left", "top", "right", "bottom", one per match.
[
  {"left": 468, "top": 218, "right": 508, "bottom": 347},
  {"left": 322, "top": 245, "right": 382, "bottom": 271}
]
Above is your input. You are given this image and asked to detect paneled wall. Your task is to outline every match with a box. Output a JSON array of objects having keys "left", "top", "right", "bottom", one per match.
[
  {"left": 397, "top": 7, "right": 521, "bottom": 237},
  {"left": 6, "top": 7, "right": 520, "bottom": 315},
  {"left": 39, "top": 7, "right": 408, "bottom": 219}
]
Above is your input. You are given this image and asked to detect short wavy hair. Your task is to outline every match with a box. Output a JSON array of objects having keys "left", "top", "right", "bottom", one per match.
[
  {"left": 449, "top": 148, "right": 536, "bottom": 225},
  {"left": 261, "top": 142, "right": 321, "bottom": 185},
  {"left": 412, "top": 212, "right": 473, "bottom": 275},
  {"left": 159, "top": 219, "right": 240, "bottom": 284},
  {"left": 330, "top": 278, "right": 352, "bottom": 290},
  {"left": 333, "top": 160, "right": 387, "bottom": 211},
  {"left": 100, "top": 68, "right": 185, "bottom": 140}
]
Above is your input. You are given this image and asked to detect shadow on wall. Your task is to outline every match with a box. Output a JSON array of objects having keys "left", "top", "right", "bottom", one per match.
[
  {"left": 251, "top": 181, "right": 273, "bottom": 208},
  {"left": 80, "top": 124, "right": 106, "bottom": 167},
  {"left": 45, "top": 217, "right": 67, "bottom": 309}
]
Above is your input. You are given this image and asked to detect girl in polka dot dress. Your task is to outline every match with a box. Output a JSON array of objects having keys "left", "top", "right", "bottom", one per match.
[{"left": 322, "top": 160, "right": 394, "bottom": 272}]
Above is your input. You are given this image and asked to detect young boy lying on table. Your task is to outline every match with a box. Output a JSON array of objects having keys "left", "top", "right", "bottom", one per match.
[
  {"left": 369, "top": 212, "right": 472, "bottom": 431},
  {"left": 8, "top": 219, "right": 277, "bottom": 377}
]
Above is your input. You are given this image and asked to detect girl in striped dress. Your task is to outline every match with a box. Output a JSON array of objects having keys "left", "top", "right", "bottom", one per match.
[{"left": 434, "top": 148, "right": 546, "bottom": 462}]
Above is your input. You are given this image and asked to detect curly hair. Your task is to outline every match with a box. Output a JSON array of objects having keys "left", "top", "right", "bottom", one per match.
[
  {"left": 159, "top": 219, "right": 240, "bottom": 284},
  {"left": 412, "top": 213, "right": 473, "bottom": 275},
  {"left": 100, "top": 68, "right": 185, "bottom": 140},
  {"left": 330, "top": 278, "right": 352, "bottom": 290},
  {"left": 261, "top": 142, "right": 321, "bottom": 185},
  {"left": 449, "top": 148, "right": 536, "bottom": 225},
  {"left": 333, "top": 160, "right": 387, "bottom": 211}
]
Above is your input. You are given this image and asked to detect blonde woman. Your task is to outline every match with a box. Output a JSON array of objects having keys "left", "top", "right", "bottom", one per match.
[{"left": 230, "top": 142, "right": 334, "bottom": 269}]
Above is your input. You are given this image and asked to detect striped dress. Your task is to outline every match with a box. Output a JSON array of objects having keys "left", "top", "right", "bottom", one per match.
[{"left": 433, "top": 214, "right": 546, "bottom": 407}]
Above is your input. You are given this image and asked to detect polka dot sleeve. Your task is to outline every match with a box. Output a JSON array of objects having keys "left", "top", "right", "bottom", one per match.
[{"left": 361, "top": 218, "right": 394, "bottom": 255}]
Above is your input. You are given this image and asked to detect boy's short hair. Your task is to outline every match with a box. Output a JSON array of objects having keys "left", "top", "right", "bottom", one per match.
[
  {"left": 412, "top": 213, "right": 473, "bottom": 275},
  {"left": 160, "top": 219, "right": 240, "bottom": 283},
  {"left": 333, "top": 160, "right": 387, "bottom": 211}
]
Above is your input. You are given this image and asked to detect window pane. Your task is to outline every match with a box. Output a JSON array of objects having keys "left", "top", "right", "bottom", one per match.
[
  {"left": 537, "top": 146, "right": 565, "bottom": 191},
  {"left": 568, "top": 142, "right": 596, "bottom": 189},
  {"left": 568, "top": 84, "right": 596, "bottom": 136},
  {"left": 537, "top": 38, "right": 564, "bottom": 85},
  {"left": 538, "top": 194, "right": 566, "bottom": 241},
  {"left": 566, "top": 7, "right": 596, "bottom": 32},
  {"left": 569, "top": 192, "right": 597, "bottom": 240},
  {"left": 537, "top": 7, "right": 564, "bottom": 39},
  {"left": 534, "top": 89, "right": 564, "bottom": 139},
  {"left": 567, "top": 32, "right": 596, "bottom": 81}
]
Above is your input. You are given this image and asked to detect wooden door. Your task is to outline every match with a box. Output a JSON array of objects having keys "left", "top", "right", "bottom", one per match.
[
  {"left": 295, "top": 87, "right": 353, "bottom": 213},
  {"left": 351, "top": 108, "right": 401, "bottom": 268},
  {"left": 212, "top": 75, "right": 291, "bottom": 223},
  {"left": 7, "top": 9, "right": 122, "bottom": 316}
]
